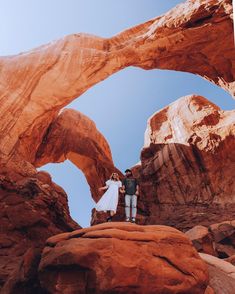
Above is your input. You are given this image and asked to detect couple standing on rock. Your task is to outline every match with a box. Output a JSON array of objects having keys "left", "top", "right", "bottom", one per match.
[{"left": 95, "top": 169, "right": 139, "bottom": 223}]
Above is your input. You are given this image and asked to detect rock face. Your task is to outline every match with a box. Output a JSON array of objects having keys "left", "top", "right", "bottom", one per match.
[
  {"left": 0, "top": 170, "right": 79, "bottom": 293},
  {"left": 0, "top": 107, "right": 118, "bottom": 292},
  {"left": 0, "top": 0, "right": 233, "bottom": 180},
  {"left": 130, "top": 95, "right": 235, "bottom": 230},
  {"left": 0, "top": 0, "right": 233, "bottom": 225},
  {"left": 200, "top": 253, "right": 235, "bottom": 294},
  {"left": 34, "top": 108, "right": 121, "bottom": 201},
  {"left": 39, "top": 223, "right": 209, "bottom": 294},
  {"left": 0, "top": 0, "right": 234, "bottom": 292},
  {"left": 186, "top": 221, "right": 235, "bottom": 259},
  {"left": 186, "top": 225, "right": 216, "bottom": 256}
]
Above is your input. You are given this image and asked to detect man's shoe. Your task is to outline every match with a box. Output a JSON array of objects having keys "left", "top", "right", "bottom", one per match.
[
  {"left": 125, "top": 218, "right": 130, "bottom": 222},
  {"left": 131, "top": 218, "right": 136, "bottom": 223}
]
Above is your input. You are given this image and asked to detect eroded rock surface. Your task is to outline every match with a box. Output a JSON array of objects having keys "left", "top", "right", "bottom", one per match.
[
  {"left": 130, "top": 95, "right": 235, "bottom": 230},
  {"left": 34, "top": 109, "right": 121, "bottom": 201},
  {"left": 200, "top": 253, "right": 235, "bottom": 294},
  {"left": 186, "top": 220, "right": 235, "bottom": 259},
  {"left": 0, "top": 0, "right": 234, "bottom": 178},
  {"left": 39, "top": 222, "right": 209, "bottom": 294},
  {"left": 0, "top": 170, "right": 79, "bottom": 293},
  {"left": 0, "top": 0, "right": 234, "bottom": 292}
]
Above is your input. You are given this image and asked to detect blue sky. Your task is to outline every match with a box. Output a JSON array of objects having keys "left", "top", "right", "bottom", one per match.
[{"left": 1, "top": 1, "right": 234, "bottom": 227}]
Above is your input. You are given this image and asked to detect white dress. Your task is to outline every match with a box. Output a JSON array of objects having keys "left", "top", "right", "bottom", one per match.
[{"left": 95, "top": 180, "right": 122, "bottom": 213}]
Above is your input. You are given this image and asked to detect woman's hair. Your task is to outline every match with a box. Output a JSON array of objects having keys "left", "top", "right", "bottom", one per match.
[{"left": 110, "top": 173, "right": 119, "bottom": 181}]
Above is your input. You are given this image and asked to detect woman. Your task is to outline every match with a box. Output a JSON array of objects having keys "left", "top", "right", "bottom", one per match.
[{"left": 96, "top": 173, "right": 122, "bottom": 222}]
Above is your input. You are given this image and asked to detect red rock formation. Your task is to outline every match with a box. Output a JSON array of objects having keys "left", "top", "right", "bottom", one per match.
[
  {"left": 186, "top": 220, "right": 235, "bottom": 259},
  {"left": 185, "top": 225, "right": 216, "bottom": 256},
  {"left": 0, "top": 170, "right": 79, "bottom": 293},
  {"left": 0, "top": 0, "right": 234, "bottom": 292},
  {"left": 39, "top": 222, "right": 209, "bottom": 294},
  {"left": 0, "top": 108, "right": 120, "bottom": 292},
  {"left": 200, "top": 253, "right": 235, "bottom": 293},
  {"left": 226, "top": 255, "right": 235, "bottom": 265},
  {"left": 0, "top": 0, "right": 233, "bottom": 228},
  {"left": 34, "top": 108, "right": 121, "bottom": 201},
  {"left": 0, "top": 0, "right": 233, "bottom": 231},
  {"left": 205, "top": 286, "right": 215, "bottom": 294},
  {"left": 130, "top": 95, "right": 235, "bottom": 230},
  {"left": 0, "top": 0, "right": 233, "bottom": 179}
]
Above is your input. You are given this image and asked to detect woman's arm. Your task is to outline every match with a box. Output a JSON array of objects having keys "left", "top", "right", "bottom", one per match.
[{"left": 99, "top": 185, "right": 108, "bottom": 191}]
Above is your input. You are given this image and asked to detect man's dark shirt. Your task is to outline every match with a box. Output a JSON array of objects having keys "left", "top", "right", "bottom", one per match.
[{"left": 122, "top": 177, "right": 138, "bottom": 195}]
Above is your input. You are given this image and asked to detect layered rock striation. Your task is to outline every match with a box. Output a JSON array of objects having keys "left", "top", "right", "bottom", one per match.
[
  {"left": 39, "top": 222, "right": 209, "bottom": 294},
  {"left": 186, "top": 220, "right": 235, "bottom": 259},
  {"left": 0, "top": 0, "right": 234, "bottom": 292},
  {"left": 34, "top": 109, "right": 121, "bottom": 201},
  {"left": 200, "top": 253, "right": 235, "bottom": 293},
  {"left": 131, "top": 95, "right": 235, "bottom": 229},
  {"left": 0, "top": 0, "right": 233, "bottom": 179},
  {"left": 0, "top": 170, "right": 79, "bottom": 293}
]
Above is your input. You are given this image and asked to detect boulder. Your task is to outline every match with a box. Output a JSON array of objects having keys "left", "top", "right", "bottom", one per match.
[
  {"left": 185, "top": 225, "right": 216, "bottom": 255},
  {"left": 200, "top": 253, "right": 235, "bottom": 294},
  {"left": 39, "top": 222, "right": 209, "bottom": 293}
]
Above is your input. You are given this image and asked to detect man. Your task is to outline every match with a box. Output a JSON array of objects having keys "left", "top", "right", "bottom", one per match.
[{"left": 121, "top": 169, "right": 139, "bottom": 223}]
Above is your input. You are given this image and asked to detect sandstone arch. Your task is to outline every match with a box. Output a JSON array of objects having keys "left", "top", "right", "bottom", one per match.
[
  {"left": 0, "top": 1, "right": 234, "bottom": 292},
  {"left": 34, "top": 108, "right": 121, "bottom": 201},
  {"left": 0, "top": 0, "right": 233, "bottom": 183}
]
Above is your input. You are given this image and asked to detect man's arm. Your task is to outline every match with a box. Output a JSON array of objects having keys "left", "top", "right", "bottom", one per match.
[
  {"left": 120, "top": 179, "right": 126, "bottom": 194},
  {"left": 136, "top": 185, "right": 140, "bottom": 196},
  {"left": 135, "top": 178, "right": 140, "bottom": 196}
]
